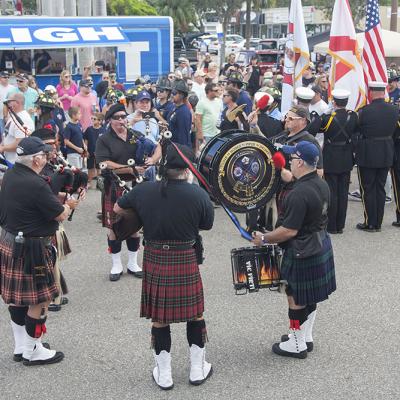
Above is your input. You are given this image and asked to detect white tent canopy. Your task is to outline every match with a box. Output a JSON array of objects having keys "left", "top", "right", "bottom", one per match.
[{"left": 314, "top": 29, "right": 400, "bottom": 57}]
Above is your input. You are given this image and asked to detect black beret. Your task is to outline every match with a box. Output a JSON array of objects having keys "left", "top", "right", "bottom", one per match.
[
  {"left": 30, "top": 128, "right": 56, "bottom": 141},
  {"left": 165, "top": 144, "right": 194, "bottom": 169},
  {"left": 105, "top": 103, "right": 127, "bottom": 120}
]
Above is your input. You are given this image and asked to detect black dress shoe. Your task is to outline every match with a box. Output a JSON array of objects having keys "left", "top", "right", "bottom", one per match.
[
  {"left": 61, "top": 297, "right": 69, "bottom": 305},
  {"left": 280, "top": 334, "right": 313, "bottom": 352},
  {"left": 127, "top": 269, "right": 143, "bottom": 278},
  {"left": 356, "top": 223, "right": 378, "bottom": 232},
  {"left": 23, "top": 351, "right": 64, "bottom": 366},
  {"left": 337, "top": 229, "right": 343, "bottom": 234},
  {"left": 392, "top": 221, "right": 400, "bottom": 227},
  {"left": 14, "top": 343, "right": 50, "bottom": 362},
  {"left": 109, "top": 272, "right": 123, "bottom": 281},
  {"left": 327, "top": 230, "right": 338, "bottom": 234},
  {"left": 48, "top": 303, "right": 62, "bottom": 312},
  {"left": 272, "top": 342, "right": 307, "bottom": 359}
]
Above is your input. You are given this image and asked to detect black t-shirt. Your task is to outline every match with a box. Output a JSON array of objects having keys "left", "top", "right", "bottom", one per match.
[
  {"left": 84, "top": 126, "right": 105, "bottom": 155},
  {"left": 0, "top": 163, "right": 64, "bottom": 236},
  {"left": 117, "top": 180, "right": 214, "bottom": 241},
  {"left": 279, "top": 171, "right": 330, "bottom": 240},
  {"left": 220, "top": 108, "right": 239, "bottom": 131},
  {"left": 64, "top": 122, "right": 84, "bottom": 154}
]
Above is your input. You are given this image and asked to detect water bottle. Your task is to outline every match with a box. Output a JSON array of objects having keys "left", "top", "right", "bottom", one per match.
[{"left": 13, "top": 231, "right": 25, "bottom": 259}]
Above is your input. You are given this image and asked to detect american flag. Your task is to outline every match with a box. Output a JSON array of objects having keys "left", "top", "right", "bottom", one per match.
[{"left": 362, "top": 0, "right": 387, "bottom": 85}]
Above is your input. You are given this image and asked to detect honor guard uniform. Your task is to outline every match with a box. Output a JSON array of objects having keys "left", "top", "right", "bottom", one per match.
[
  {"left": 321, "top": 89, "right": 359, "bottom": 234},
  {"left": 115, "top": 144, "right": 214, "bottom": 390},
  {"left": 356, "top": 81, "right": 399, "bottom": 232},
  {"left": 0, "top": 136, "right": 74, "bottom": 365},
  {"left": 295, "top": 87, "right": 322, "bottom": 136},
  {"left": 391, "top": 117, "right": 400, "bottom": 227}
]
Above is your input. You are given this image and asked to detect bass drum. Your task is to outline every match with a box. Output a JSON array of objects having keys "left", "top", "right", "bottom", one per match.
[{"left": 198, "top": 130, "right": 280, "bottom": 213}]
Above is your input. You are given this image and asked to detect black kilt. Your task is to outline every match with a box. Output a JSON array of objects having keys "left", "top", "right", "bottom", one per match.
[
  {"left": 140, "top": 241, "right": 204, "bottom": 324},
  {"left": 0, "top": 230, "right": 59, "bottom": 305},
  {"left": 281, "top": 233, "right": 336, "bottom": 306}
]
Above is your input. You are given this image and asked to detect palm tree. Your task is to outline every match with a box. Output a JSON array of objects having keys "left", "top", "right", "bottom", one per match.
[
  {"left": 391, "top": 0, "right": 398, "bottom": 31},
  {"left": 154, "top": 0, "right": 196, "bottom": 33}
]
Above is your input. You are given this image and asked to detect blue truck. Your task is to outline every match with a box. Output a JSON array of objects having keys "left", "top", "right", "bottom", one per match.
[{"left": 0, "top": 16, "right": 174, "bottom": 87}]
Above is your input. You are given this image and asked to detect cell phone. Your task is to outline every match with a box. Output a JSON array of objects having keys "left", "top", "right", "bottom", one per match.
[{"left": 142, "top": 112, "right": 155, "bottom": 119}]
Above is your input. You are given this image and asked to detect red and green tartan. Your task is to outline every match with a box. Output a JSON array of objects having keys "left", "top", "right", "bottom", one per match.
[
  {"left": 0, "top": 231, "right": 59, "bottom": 305},
  {"left": 101, "top": 185, "right": 125, "bottom": 229},
  {"left": 140, "top": 243, "right": 204, "bottom": 324}
]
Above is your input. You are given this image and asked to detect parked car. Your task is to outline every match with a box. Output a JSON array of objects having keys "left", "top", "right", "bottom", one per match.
[
  {"left": 226, "top": 34, "right": 245, "bottom": 54},
  {"left": 236, "top": 49, "right": 283, "bottom": 75},
  {"left": 174, "top": 36, "right": 198, "bottom": 66}
]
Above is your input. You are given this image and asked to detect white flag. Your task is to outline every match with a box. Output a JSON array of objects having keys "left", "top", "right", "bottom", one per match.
[{"left": 281, "top": 0, "right": 310, "bottom": 114}]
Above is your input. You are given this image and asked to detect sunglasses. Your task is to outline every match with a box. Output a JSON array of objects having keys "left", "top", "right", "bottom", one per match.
[
  {"left": 321, "top": 80, "right": 327, "bottom": 83},
  {"left": 212, "top": 89, "right": 219, "bottom": 92},
  {"left": 111, "top": 114, "right": 127, "bottom": 120},
  {"left": 223, "top": 94, "right": 230, "bottom": 97},
  {"left": 168, "top": 75, "right": 175, "bottom": 79},
  {"left": 16, "top": 80, "right": 25, "bottom": 83},
  {"left": 91, "top": 117, "right": 99, "bottom": 121},
  {"left": 64, "top": 75, "right": 71, "bottom": 78},
  {"left": 286, "top": 116, "right": 303, "bottom": 121}
]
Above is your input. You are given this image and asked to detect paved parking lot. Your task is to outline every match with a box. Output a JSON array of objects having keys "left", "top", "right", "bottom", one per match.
[{"left": 0, "top": 184, "right": 398, "bottom": 400}]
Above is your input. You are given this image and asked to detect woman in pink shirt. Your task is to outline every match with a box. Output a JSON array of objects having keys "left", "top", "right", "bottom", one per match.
[{"left": 56, "top": 70, "right": 78, "bottom": 111}]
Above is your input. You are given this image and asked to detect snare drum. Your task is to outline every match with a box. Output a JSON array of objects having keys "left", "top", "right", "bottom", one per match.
[{"left": 231, "top": 245, "right": 282, "bottom": 294}]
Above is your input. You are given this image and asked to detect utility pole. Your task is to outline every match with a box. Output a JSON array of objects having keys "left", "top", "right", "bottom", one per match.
[
  {"left": 64, "top": 0, "right": 77, "bottom": 16},
  {"left": 53, "top": 0, "right": 65, "bottom": 16},
  {"left": 77, "top": 0, "right": 94, "bottom": 72},
  {"left": 92, "top": 0, "right": 107, "bottom": 71},
  {"left": 64, "top": 0, "right": 77, "bottom": 72},
  {"left": 390, "top": 0, "right": 398, "bottom": 32}
]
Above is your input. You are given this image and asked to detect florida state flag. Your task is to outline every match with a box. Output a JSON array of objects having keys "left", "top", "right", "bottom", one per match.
[{"left": 328, "top": 0, "right": 366, "bottom": 110}]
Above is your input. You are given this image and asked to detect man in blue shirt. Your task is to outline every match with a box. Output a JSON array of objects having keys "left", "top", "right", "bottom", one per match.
[
  {"left": 227, "top": 72, "right": 253, "bottom": 116},
  {"left": 388, "top": 76, "right": 400, "bottom": 105},
  {"left": 167, "top": 80, "right": 192, "bottom": 147}
]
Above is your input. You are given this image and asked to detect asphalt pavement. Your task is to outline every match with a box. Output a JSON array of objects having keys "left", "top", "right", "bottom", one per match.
[{"left": 0, "top": 179, "right": 399, "bottom": 400}]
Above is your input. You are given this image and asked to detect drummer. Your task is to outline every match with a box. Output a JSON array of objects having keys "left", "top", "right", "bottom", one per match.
[{"left": 252, "top": 141, "right": 336, "bottom": 359}]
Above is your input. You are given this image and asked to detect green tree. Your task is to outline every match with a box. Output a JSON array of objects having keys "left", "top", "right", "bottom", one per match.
[
  {"left": 107, "top": 0, "right": 157, "bottom": 16},
  {"left": 151, "top": 0, "right": 198, "bottom": 33}
]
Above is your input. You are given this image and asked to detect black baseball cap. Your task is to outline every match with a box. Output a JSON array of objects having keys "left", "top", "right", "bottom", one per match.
[
  {"left": 165, "top": 144, "right": 194, "bottom": 169},
  {"left": 16, "top": 136, "right": 53, "bottom": 156},
  {"left": 79, "top": 79, "right": 92, "bottom": 87},
  {"left": 104, "top": 103, "right": 127, "bottom": 121},
  {"left": 0, "top": 71, "right": 10, "bottom": 78}
]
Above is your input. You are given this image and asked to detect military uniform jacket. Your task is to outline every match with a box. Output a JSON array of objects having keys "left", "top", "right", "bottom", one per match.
[
  {"left": 393, "top": 120, "right": 400, "bottom": 170},
  {"left": 356, "top": 99, "right": 399, "bottom": 168},
  {"left": 321, "top": 108, "right": 359, "bottom": 174}
]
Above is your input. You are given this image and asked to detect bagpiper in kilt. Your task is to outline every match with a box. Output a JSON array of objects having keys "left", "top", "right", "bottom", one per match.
[
  {"left": 115, "top": 143, "right": 214, "bottom": 390},
  {"left": 253, "top": 141, "right": 336, "bottom": 360},
  {"left": 95, "top": 103, "right": 162, "bottom": 281},
  {"left": 0, "top": 136, "right": 76, "bottom": 366},
  {"left": 31, "top": 128, "right": 76, "bottom": 312}
]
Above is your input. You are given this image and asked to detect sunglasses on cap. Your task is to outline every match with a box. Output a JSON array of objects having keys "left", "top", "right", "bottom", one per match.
[{"left": 111, "top": 114, "right": 127, "bottom": 120}]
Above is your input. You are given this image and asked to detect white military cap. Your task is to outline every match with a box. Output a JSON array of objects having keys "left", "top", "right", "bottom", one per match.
[
  {"left": 368, "top": 81, "right": 387, "bottom": 90},
  {"left": 295, "top": 86, "right": 315, "bottom": 101},
  {"left": 331, "top": 89, "right": 350, "bottom": 99}
]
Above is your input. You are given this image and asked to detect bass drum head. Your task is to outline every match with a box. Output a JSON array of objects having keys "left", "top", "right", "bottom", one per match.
[{"left": 198, "top": 130, "right": 280, "bottom": 213}]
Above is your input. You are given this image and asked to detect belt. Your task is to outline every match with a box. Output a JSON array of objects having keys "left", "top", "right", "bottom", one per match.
[
  {"left": 362, "top": 136, "right": 392, "bottom": 141},
  {"left": 1, "top": 229, "right": 53, "bottom": 246},
  {"left": 145, "top": 240, "right": 195, "bottom": 250},
  {"left": 326, "top": 141, "right": 349, "bottom": 146}
]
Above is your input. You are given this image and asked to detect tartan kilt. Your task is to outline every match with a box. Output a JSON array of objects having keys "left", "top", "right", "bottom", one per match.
[
  {"left": 281, "top": 233, "right": 336, "bottom": 306},
  {"left": 0, "top": 231, "right": 59, "bottom": 305},
  {"left": 101, "top": 185, "right": 125, "bottom": 229},
  {"left": 140, "top": 243, "right": 204, "bottom": 324}
]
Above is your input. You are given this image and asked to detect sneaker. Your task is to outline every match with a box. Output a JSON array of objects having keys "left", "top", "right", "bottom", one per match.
[{"left": 348, "top": 190, "right": 362, "bottom": 202}]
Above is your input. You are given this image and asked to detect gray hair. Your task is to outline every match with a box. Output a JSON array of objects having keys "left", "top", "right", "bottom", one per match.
[
  {"left": 8, "top": 92, "right": 25, "bottom": 106},
  {"left": 15, "top": 152, "right": 43, "bottom": 167}
]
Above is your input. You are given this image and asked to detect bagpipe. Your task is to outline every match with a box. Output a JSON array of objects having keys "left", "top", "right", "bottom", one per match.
[
  {"left": 100, "top": 159, "right": 144, "bottom": 241},
  {"left": 46, "top": 152, "right": 88, "bottom": 221}
]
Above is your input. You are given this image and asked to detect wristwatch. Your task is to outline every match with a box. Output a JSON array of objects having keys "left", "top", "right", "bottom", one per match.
[{"left": 261, "top": 234, "right": 267, "bottom": 245}]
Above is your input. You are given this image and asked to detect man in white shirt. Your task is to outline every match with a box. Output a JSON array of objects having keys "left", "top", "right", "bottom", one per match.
[
  {"left": 0, "top": 71, "right": 14, "bottom": 136},
  {"left": 0, "top": 92, "right": 35, "bottom": 164},
  {"left": 191, "top": 70, "right": 206, "bottom": 101},
  {"left": 195, "top": 82, "right": 223, "bottom": 145},
  {"left": 309, "top": 85, "right": 329, "bottom": 116}
]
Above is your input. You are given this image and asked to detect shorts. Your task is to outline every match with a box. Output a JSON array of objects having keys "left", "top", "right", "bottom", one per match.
[{"left": 87, "top": 155, "right": 96, "bottom": 170}]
